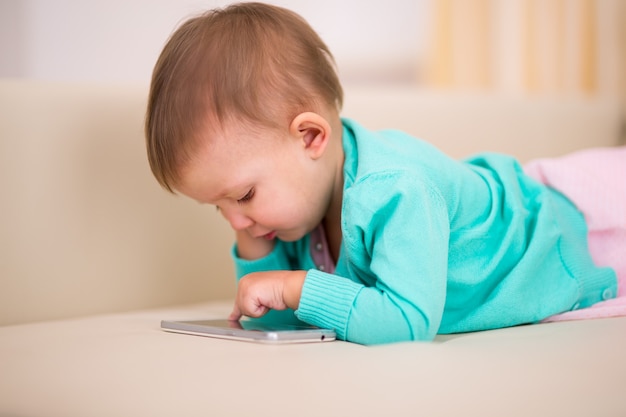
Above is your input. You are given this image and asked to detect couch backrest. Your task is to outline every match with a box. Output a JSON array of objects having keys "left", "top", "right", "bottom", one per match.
[
  {"left": 0, "top": 80, "right": 235, "bottom": 325},
  {"left": 342, "top": 86, "right": 622, "bottom": 162},
  {"left": 1, "top": 80, "right": 621, "bottom": 325}
]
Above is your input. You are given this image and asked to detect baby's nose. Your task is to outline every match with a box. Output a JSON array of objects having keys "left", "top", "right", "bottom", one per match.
[{"left": 226, "top": 211, "right": 254, "bottom": 231}]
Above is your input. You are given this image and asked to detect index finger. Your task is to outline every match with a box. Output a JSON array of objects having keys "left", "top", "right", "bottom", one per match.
[{"left": 228, "top": 303, "right": 242, "bottom": 322}]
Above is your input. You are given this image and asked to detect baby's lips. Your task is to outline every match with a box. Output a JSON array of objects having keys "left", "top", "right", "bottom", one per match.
[{"left": 262, "top": 231, "right": 277, "bottom": 240}]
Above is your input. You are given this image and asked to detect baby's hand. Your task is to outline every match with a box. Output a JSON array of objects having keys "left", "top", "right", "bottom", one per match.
[{"left": 229, "top": 270, "right": 306, "bottom": 320}]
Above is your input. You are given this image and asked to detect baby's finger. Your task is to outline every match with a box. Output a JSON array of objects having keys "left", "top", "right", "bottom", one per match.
[{"left": 228, "top": 304, "right": 242, "bottom": 321}]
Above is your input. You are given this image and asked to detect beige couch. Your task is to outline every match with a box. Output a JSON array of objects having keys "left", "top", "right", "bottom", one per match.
[{"left": 1, "top": 79, "right": 625, "bottom": 417}]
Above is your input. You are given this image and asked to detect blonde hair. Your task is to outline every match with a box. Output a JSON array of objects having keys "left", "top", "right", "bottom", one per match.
[{"left": 145, "top": 2, "right": 343, "bottom": 192}]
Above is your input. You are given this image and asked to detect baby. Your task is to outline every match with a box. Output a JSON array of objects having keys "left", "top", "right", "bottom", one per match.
[{"left": 145, "top": 2, "right": 624, "bottom": 345}]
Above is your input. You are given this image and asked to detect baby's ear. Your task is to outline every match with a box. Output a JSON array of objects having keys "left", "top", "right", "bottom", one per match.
[{"left": 289, "top": 112, "right": 331, "bottom": 159}]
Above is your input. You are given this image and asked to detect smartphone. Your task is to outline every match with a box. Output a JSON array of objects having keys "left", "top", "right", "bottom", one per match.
[{"left": 160, "top": 318, "right": 336, "bottom": 344}]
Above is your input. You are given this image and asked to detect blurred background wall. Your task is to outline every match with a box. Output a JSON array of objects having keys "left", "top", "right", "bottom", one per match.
[
  {"left": 1, "top": 0, "right": 624, "bottom": 99},
  {"left": 0, "top": 0, "right": 429, "bottom": 85},
  {"left": 424, "top": 0, "right": 625, "bottom": 100}
]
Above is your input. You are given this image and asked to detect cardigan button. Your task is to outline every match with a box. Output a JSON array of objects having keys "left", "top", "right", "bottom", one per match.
[
  {"left": 602, "top": 288, "right": 614, "bottom": 300},
  {"left": 318, "top": 264, "right": 326, "bottom": 271},
  {"left": 315, "top": 242, "right": 323, "bottom": 251}
]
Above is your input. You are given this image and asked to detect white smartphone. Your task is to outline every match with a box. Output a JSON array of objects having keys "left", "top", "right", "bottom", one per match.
[{"left": 160, "top": 319, "right": 336, "bottom": 344}]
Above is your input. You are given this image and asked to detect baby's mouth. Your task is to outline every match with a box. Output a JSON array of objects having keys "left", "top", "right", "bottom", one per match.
[{"left": 262, "top": 231, "right": 276, "bottom": 240}]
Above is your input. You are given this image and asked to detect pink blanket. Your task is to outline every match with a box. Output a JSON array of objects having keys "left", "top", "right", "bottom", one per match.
[
  {"left": 542, "top": 296, "right": 626, "bottom": 323},
  {"left": 524, "top": 146, "right": 626, "bottom": 323}
]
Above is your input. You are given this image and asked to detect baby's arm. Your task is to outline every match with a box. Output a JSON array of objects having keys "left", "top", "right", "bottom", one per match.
[
  {"left": 235, "top": 230, "right": 275, "bottom": 260},
  {"left": 295, "top": 174, "right": 450, "bottom": 344},
  {"left": 229, "top": 270, "right": 306, "bottom": 320}
]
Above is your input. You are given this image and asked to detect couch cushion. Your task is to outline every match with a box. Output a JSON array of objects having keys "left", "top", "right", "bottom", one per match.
[{"left": 1, "top": 301, "right": 625, "bottom": 417}]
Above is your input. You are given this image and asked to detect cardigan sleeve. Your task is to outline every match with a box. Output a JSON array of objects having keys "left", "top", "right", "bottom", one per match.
[{"left": 296, "top": 172, "right": 451, "bottom": 344}]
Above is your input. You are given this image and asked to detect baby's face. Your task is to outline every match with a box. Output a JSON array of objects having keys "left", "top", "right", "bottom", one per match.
[{"left": 177, "top": 123, "right": 334, "bottom": 243}]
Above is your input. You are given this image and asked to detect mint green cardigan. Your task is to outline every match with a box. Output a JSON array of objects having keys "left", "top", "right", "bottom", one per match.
[{"left": 233, "top": 119, "right": 616, "bottom": 345}]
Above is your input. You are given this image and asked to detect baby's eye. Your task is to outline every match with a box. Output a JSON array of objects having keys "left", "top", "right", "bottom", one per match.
[{"left": 237, "top": 188, "right": 255, "bottom": 204}]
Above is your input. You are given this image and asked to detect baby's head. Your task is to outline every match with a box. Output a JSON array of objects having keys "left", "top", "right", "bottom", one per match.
[{"left": 145, "top": 2, "right": 344, "bottom": 193}]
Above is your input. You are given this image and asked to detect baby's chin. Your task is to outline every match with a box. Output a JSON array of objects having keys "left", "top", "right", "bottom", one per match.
[{"left": 275, "top": 228, "right": 309, "bottom": 242}]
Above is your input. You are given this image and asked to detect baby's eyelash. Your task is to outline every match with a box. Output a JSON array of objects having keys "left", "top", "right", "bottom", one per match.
[{"left": 237, "top": 188, "right": 255, "bottom": 204}]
